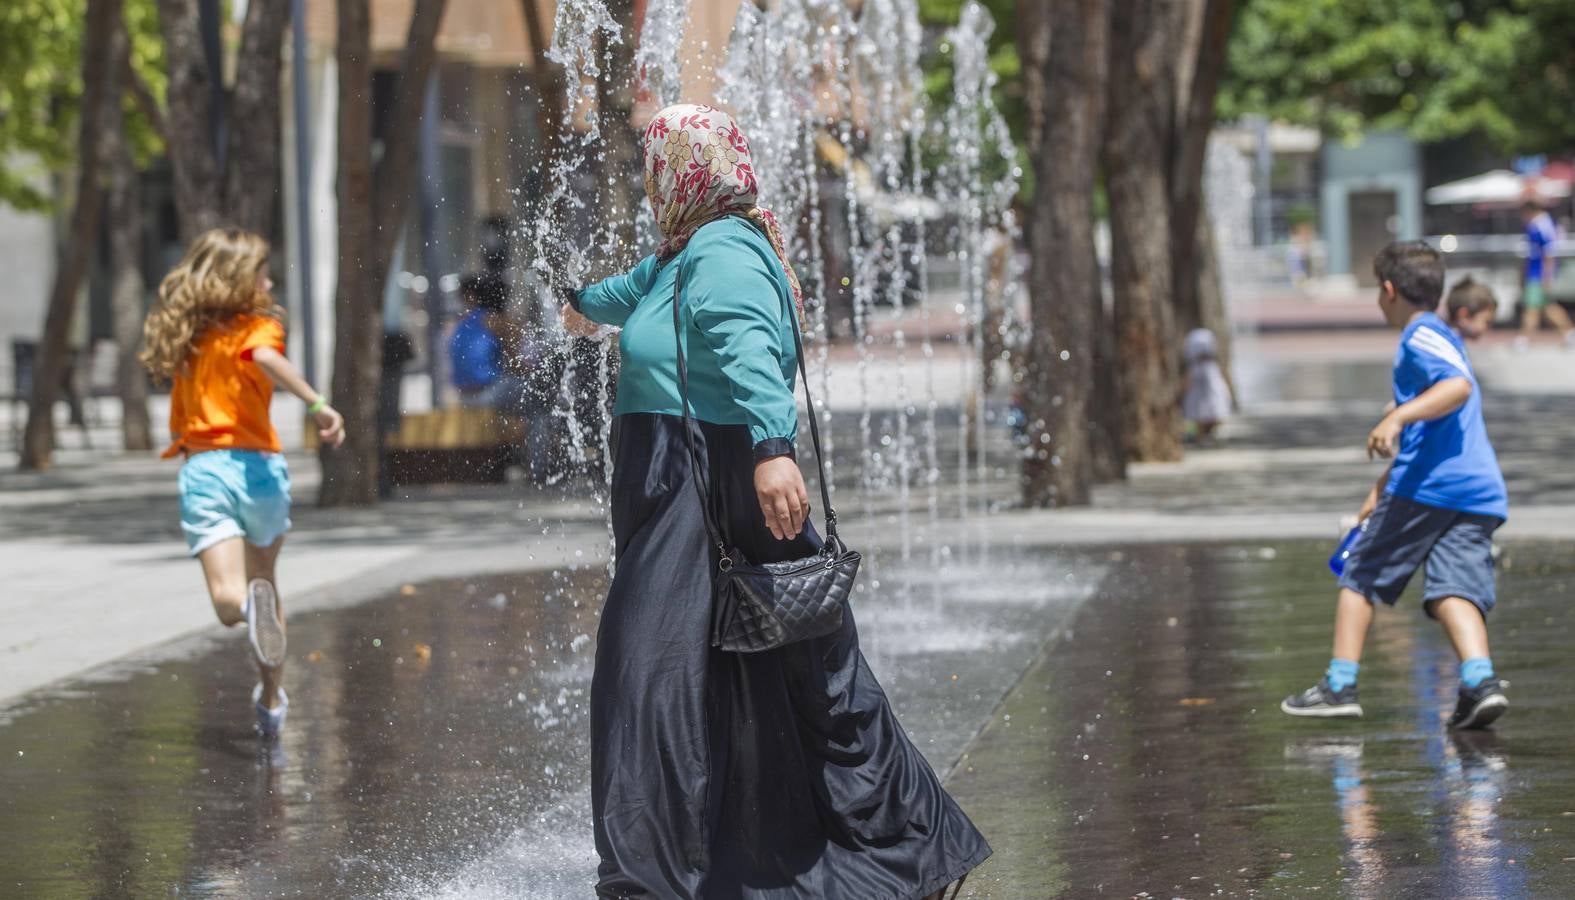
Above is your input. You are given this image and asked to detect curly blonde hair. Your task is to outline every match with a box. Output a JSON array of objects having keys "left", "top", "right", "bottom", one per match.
[{"left": 140, "top": 228, "right": 279, "bottom": 381}]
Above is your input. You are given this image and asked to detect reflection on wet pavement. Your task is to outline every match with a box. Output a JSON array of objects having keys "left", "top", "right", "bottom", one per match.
[
  {"left": 949, "top": 541, "right": 1575, "bottom": 899},
  {"left": 0, "top": 544, "right": 1101, "bottom": 898}
]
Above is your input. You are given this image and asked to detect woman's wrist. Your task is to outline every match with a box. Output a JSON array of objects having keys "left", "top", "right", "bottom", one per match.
[
  {"left": 752, "top": 437, "right": 795, "bottom": 463},
  {"left": 307, "top": 396, "right": 327, "bottom": 414}
]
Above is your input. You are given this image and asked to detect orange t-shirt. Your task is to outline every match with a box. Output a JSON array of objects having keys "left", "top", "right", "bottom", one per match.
[{"left": 162, "top": 314, "right": 286, "bottom": 458}]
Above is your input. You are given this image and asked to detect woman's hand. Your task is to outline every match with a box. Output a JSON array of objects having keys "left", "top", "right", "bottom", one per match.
[
  {"left": 755, "top": 456, "right": 809, "bottom": 541},
  {"left": 561, "top": 303, "right": 598, "bottom": 338},
  {"left": 315, "top": 403, "right": 347, "bottom": 448}
]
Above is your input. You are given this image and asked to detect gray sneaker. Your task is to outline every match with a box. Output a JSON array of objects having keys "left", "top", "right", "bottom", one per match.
[
  {"left": 1281, "top": 678, "right": 1363, "bottom": 718},
  {"left": 253, "top": 683, "right": 289, "bottom": 740},
  {"left": 246, "top": 578, "right": 287, "bottom": 668}
]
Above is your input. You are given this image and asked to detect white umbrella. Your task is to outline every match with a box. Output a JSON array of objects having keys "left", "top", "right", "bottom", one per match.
[{"left": 1425, "top": 169, "right": 1571, "bottom": 206}]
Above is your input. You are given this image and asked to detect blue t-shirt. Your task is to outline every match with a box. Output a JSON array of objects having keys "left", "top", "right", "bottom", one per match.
[
  {"left": 449, "top": 309, "right": 501, "bottom": 390},
  {"left": 1386, "top": 313, "right": 1507, "bottom": 519},
  {"left": 1526, "top": 212, "right": 1557, "bottom": 283}
]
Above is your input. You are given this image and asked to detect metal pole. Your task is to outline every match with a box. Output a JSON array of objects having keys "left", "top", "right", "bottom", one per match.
[
  {"left": 1251, "top": 115, "right": 1273, "bottom": 246},
  {"left": 417, "top": 73, "right": 444, "bottom": 408},
  {"left": 290, "top": 0, "right": 317, "bottom": 385}
]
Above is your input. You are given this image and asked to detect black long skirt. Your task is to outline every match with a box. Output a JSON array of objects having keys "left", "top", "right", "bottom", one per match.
[{"left": 592, "top": 413, "right": 991, "bottom": 899}]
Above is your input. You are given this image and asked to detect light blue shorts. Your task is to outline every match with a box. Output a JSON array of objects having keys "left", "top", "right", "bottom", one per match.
[{"left": 178, "top": 449, "right": 292, "bottom": 556}]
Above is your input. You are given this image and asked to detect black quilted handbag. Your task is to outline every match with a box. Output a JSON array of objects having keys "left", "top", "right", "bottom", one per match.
[{"left": 671, "top": 269, "right": 861, "bottom": 654}]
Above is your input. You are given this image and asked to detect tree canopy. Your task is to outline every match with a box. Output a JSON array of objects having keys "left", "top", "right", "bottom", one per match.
[
  {"left": 1221, "top": 0, "right": 1575, "bottom": 153},
  {"left": 0, "top": 0, "right": 164, "bottom": 211}
]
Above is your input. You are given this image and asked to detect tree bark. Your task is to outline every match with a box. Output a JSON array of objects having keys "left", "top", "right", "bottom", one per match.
[
  {"left": 319, "top": 0, "right": 449, "bottom": 507},
  {"left": 157, "top": 0, "right": 222, "bottom": 242},
  {"left": 159, "top": 0, "right": 291, "bottom": 241},
  {"left": 1169, "top": 0, "right": 1234, "bottom": 340},
  {"left": 108, "top": 138, "right": 152, "bottom": 452},
  {"left": 223, "top": 0, "right": 292, "bottom": 236},
  {"left": 19, "top": 0, "right": 123, "bottom": 470},
  {"left": 320, "top": 0, "right": 379, "bottom": 506},
  {"left": 594, "top": 0, "right": 642, "bottom": 277},
  {"left": 1088, "top": 245, "right": 1127, "bottom": 482},
  {"left": 104, "top": 19, "right": 152, "bottom": 452},
  {"left": 1020, "top": 0, "right": 1108, "bottom": 506},
  {"left": 1104, "top": 0, "right": 1182, "bottom": 463},
  {"left": 1191, "top": 205, "right": 1231, "bottom": 371}
]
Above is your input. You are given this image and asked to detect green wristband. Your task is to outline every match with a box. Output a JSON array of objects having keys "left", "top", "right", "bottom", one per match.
[{"left": 308, "top": 397, "right": 327, "bottom": 414}]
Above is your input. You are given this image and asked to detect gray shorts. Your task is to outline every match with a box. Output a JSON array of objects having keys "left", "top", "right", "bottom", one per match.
[{"left": 1338, "top": 493, "right": 1502, "bottom": 616}]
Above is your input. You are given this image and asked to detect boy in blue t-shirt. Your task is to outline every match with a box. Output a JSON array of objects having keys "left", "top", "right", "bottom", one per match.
[
  {"left": 1283, "top": 242, "right": 1509, "bottom": 729},
  {"left": 1515, "top": 201, "right": 1574, "bottom": 348}
]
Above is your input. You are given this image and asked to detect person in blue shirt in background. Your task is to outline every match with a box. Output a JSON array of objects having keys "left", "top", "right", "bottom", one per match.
[
  {"left": 450, "top": 273, "right": 561, "bottom": 484},
  {"left": 1284, "top": 241, "right": 1510, "bottom": 730},
  {"left": 1514, "top": 201, "right": 1574, "bottom": 349}
]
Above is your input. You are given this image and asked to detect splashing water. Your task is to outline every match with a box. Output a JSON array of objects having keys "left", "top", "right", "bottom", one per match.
[
  {"left": 937, "top": 1, "right": 1019, "bottom": 520},
  {"left": 635, "top": 0, "right": 689, "bottom": 110}
]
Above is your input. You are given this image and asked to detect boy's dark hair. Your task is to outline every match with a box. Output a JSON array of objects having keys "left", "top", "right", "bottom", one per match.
[
  {"left": 1446, "top": 276, "right": 1498, "bottom": 319},
  {"left": 1373, "top": 241, "right": 1445, "bottom": 309},
  {"left": 1523, "top": 200, "right": 1544, "bottom": 214},
  {"left": 461, "top": 273, "right": 507, "bottom": 312}
]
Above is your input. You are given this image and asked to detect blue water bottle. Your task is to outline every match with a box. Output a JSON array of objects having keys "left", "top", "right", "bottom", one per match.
[{"left": 1328, "top": 520, "right": 1367, "bottom": 577}]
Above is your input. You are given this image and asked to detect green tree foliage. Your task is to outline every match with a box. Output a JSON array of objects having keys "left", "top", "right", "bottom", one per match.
[
  {"left": 918, "top": 0, "right": 1021, "bottom": 141},
  {"left": 917, "top": 0, "right": 1025, "bottom": 199},
  {"left": 1221, "top": 0, "right": 1575, "bottom": 153},
  {"left": 0, "top": 0, "right": 164, "bottom": 211}
]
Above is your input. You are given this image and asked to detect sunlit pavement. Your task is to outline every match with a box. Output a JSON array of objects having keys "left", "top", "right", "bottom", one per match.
[{"left": 5, "top": 328, "right": 1575, "bottom": 896}]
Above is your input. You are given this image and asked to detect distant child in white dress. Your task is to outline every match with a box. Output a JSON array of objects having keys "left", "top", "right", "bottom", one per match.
[{"left": 1183, "top": 327, "right": 1234, "bottom": 443}]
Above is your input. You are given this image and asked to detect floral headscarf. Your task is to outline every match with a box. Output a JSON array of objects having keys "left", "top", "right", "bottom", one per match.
[{"left": 643, "top": 104, "right": 805, "bottom": 322}]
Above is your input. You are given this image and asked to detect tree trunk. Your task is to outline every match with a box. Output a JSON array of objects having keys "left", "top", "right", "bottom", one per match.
[
  {"left": 320, "top": 0, "right": 380, "bottom": 506},
  {"left": 108, "top": 139, "right": 152, "bottom": 452},
  {"left": 157, "top": 0, "right": 222, "bottom": 242},
  {"left": 19, "top": 0, "right": 123, "bottom": 470},
  {"left": 1191, "top": 206, "right": 1231, "bottom": 371},
  {"left": 1169, "top": 0, "right": 1234, "bottom": 344},
  {"left": 594, "top": 0, "right": 643, "bottom": 277},
  {"left": 159, "top": 0, "right": 291, "bottom": 241},
  {"left": 1104, "top": 0, "right": 1182, "bottom": 463},
  {"left": 319, "top": 0, "right": 449, "bottom": 507},
  {"left": 1088, "top": 248, "right": 1128, "bottom": 482},
  {"left": 223, "top": 0, "right": 292, "bottom": 237},
  {"left": 103, "top": 18, "right": 152, "bottom": 453},
  {"left": 1020, "top": 0, "right": 1108, "bottom": 506}
]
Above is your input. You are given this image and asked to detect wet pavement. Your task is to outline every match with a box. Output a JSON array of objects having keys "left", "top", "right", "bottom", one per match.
[
  {"left": 948, "top": 540, "right": 1575, "bottom": 899},
  {"left": 0, "top": 540, "right": 1104, "bottom": 898},
  {"left": 6, "top": 536, "right": 1572, "bottom": 897}
]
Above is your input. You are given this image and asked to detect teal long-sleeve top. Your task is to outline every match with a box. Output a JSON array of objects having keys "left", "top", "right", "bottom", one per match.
[{"left": 572, "top": 216, "right": 800, "bottom": 460}]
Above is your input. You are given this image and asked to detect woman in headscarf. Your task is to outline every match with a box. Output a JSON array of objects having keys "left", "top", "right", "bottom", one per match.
[{"left": 563, "top": 104, "right": 989, "bottom": 898}]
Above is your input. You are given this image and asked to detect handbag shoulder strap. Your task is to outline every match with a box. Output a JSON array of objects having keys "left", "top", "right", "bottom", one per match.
[{"left": 670, "top": 252, "right": 840, "bottom": 566}]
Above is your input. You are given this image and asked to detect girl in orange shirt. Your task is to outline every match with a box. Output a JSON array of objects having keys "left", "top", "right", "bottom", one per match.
[{"left": 141, "top": 228, "right": 345, "bottom": 740}]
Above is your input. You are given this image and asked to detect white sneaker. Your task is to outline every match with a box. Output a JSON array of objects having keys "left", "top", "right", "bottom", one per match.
[
  {"left": 253, "top": 683, "right": 289, "bottom": 739},
  {"left": 246, "top": 578, "right": 287, "bottom": 668}
]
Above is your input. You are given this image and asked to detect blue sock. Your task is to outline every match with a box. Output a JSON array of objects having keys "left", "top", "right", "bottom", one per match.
[
  {"left": 1460, "top": 657, "right": 1495, "bottom": 688},
  {"left": 1326, "top": 658, "right": 1359, "bottom": 692}
]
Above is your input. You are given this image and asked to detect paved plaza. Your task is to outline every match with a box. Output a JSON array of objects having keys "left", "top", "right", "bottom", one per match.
[{"left": 3, "top": 328, "right": 1575, "bottom": 897}]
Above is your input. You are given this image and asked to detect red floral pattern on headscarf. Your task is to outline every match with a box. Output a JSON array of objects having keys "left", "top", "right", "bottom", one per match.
[{"left": 644, "top": 104, "right": 805, "bottom": 323}]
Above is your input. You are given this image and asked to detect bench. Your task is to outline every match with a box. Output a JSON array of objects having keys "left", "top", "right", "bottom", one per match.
[
  {"left": 384, "top": 406, "right": 524, "bottom": 485},
  {"left": 306, "top": 406, "right": 524, "bottom": 485}
]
